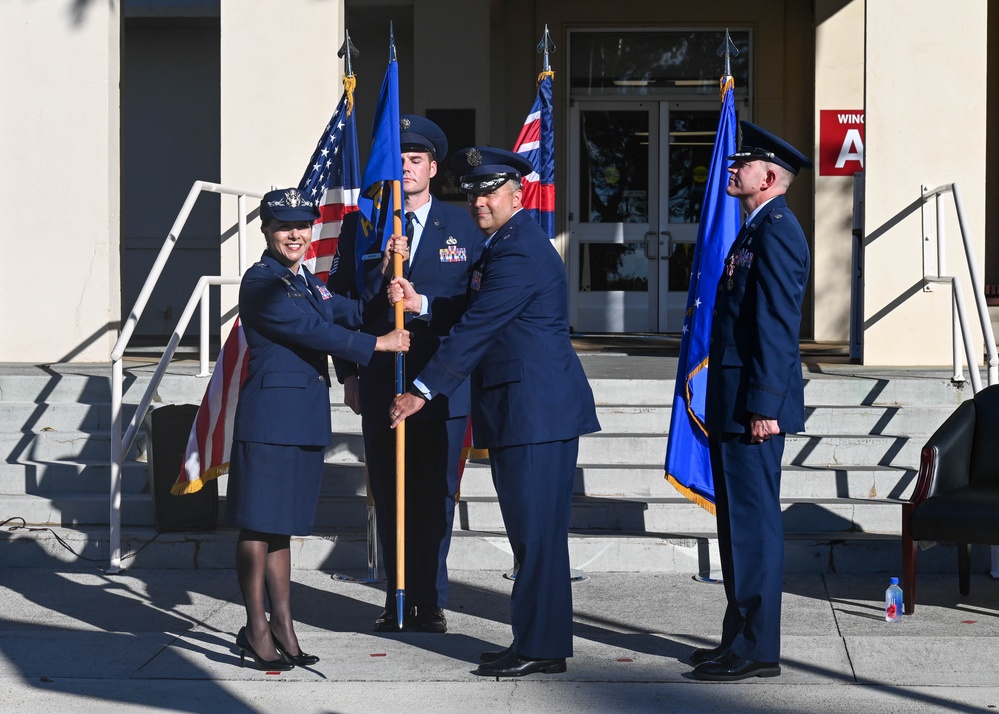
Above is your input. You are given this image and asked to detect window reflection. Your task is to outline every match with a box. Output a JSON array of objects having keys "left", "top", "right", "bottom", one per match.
[
  {"left": 669, "top": 110, "right": 723, "bottom": 223},
  {"left": 668, "top": 242, "right": 695, "bottom": 295},
  {"left": 570, "top": 30, "right": 750, "bottom": 97},
  {"left": 579, "top": 111, "right": 649, "bottom": 224},
  {"left": 578, "top": 243, "right": 648, "bottom": 292}
]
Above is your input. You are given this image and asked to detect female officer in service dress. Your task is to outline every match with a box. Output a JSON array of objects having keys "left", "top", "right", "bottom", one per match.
[{"left": 228, "top": 188, "right": 409, "bottom": 671}]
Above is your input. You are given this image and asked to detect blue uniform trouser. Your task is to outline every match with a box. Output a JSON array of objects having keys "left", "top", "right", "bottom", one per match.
[
  {"left": 490, "top": 438, "right": 578, "bottom": 659},
  {"left": 709, "top": 431, "right": 785, "bottom": 663},
  {"left": 365, "top": 411, "right": 466, "bottom": 608}
]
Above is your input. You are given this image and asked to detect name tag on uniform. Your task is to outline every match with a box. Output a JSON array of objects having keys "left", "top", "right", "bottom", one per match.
[
  {"left": 440, "top": 246, "right": 467, "bottom": 263},
  {"left": 316, "top": 284, "right": 333, "bottom": 300},
  {"left": 471, "top": 270, "right": 483, "bottom": 291},
  {"left": 361, "top": 252, "right": 382, "bottom": 262}
]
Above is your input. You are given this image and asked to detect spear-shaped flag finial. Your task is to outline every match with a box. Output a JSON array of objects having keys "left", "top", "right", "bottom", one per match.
[
  {"left": 338, "top": 28, "right": 359, "bottom": 78},
  {"left": 717, "top": 28, "right": 739, "bottom": 80},
  {"left": 536, "top": 23, "right": 556, "bottom": 73},
  {"left": 389, "top": 20, "right": 397, "bottom": 63}
]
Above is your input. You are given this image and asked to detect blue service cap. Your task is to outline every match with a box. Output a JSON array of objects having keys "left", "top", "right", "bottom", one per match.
[
  {"left": 452, "top": 146, "right": 534, "bottom": 194},
  {"left": 727, "top": 121, "right": 813, "bottom": 175},
  {"left": 259, "top": 188, "right": 320, "bottom": 222},
  {"left": 400, "top": 115, "right": 448, "bottom": 160}
]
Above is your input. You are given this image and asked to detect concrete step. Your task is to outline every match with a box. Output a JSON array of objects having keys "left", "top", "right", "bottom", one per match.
[
  {"left": 3, "top": 524, "right": 972, "bottom": 575},
  {"left": 0, "top": 403, "right": 139, "bottom": 432},
  {"left": 2, "top": 482, "right": 906, "bottom": 535},
  {"left": 3, "top": 430, "right": 144, "bottom": 463},
  {"left": 0, "top": 459, "right": 150, "bottom": 495},
  {"left": 0, "top": 369, "right": 210, "bottom": 405},
  {"left": 587, "top": 374, "right": 971, "bottom": 408},
  {"left": 1, "top": 426, "right": 927, "bottom": 475},
  {"left": 596, "top": 404, "right": 956, "bottom": 437},
  {"left": 455, "top": 463, "right": 917, "bottom": 501},
  {"left": 801, "top": 375, "right": 970, "bottom": 407},
  {"left": 1, "top": 493, "right": 154, "bottom": 527},
  {"left": 577, "top": 432, "right": 924, "bottom": 469}
]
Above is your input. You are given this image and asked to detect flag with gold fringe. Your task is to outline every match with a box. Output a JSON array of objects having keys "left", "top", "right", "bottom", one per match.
[
  {"left": 664, "top": 78, "right": 741, "bottom": 513},
  {"left": 172, "top": 76, "right": 360, "bottom": 495}
]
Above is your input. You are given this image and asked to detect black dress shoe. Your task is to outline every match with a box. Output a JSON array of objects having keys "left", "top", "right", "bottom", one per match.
[
  {"left": 235, "top": 627, "right": 294, "bottom": 672},
  {"left": 409, "top": 606, "right": 447, "bottom": 633},
  {"left": 689, "top": 645, "right": 731, "bottom": 665},
  {"left": 374, "top": 607, "right": 409, "bottom": 632},
  {"left": 479, "top": 645, "right": 512, "bottom": 663},
  {"left": 271, "top": 629, "right": 320, "bottom": 666},
  {"left": 475, "top": 650, "right": 567, "bottom": 678},
  {"left": 374, "top": 606, "right": 447, "bottom": 633},
  {"left": 691, "top": 650, "right": 780, "bottom": 681}
]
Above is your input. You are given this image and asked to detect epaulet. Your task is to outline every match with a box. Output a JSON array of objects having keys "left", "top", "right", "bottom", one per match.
[{"left": 253, "top": 260, "right": 266, "bottom": 268}]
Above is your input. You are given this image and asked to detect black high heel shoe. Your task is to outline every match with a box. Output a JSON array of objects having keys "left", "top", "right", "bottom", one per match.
[
  {"left": 271, "top": 629, "right": 320, "bottom": 666},
  {"left": 235, "top": 627, "right": 294, "bottom": 671}
]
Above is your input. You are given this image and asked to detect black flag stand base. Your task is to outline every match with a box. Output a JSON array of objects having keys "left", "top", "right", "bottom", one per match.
[
  {"left": 694, "top": 570, "right": 724, "bottom": 584},
  {"left": 331, "top": 504, "right": 386, "bottom": 584}
]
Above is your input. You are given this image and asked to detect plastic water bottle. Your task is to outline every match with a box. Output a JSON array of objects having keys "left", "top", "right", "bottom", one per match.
[{"left": 885, "top": 577, "right": 903, "bottom": 622}]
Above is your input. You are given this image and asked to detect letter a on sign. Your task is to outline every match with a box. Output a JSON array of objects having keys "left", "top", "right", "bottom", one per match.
[{"left": 819, "top": 110, "right": 865, "bottom": 176}]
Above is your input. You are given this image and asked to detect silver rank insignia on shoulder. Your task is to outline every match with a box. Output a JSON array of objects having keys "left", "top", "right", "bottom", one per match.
[{"left": 446, "top": 236, "right": 457, "bottom": 245}]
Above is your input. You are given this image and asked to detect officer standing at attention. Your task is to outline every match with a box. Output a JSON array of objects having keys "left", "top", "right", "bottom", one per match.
[
  {"left": 327, "top": 116, "right": 484, "bottom": 633},
  {"left": 388, "top": 147, "right": 600, "bottom": 678},
  {"left": 691, "top": 122, "right": 811, "bottom": 681}
]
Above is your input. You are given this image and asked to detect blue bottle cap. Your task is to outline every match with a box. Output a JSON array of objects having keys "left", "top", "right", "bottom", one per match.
[{"left": 890, "top": 577, "right": 899, "bottom": 585}]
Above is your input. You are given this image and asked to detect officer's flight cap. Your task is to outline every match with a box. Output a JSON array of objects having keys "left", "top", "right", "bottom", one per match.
[
  {"left": 728, "top": 121, "right": 813, "bottom": 175},
  {"left": 452, "top": 147, "right": 534, "bottom": 194},
  {"left": 259, "top": 188, "right": 321, "bottom": 223},
  {"left": 400, "top": 115, "right": 448, "bottom": 160}
]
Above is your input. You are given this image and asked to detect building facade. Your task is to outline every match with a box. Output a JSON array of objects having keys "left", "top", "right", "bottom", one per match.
[{"left": 0, "top": 0, "right": 993, "bottom": 366}]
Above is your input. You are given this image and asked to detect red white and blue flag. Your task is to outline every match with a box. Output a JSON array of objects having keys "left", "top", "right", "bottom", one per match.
[
  {"left": 173, "top": 87, "right": 360, "bottom": 495},
  {"left": 512, "top": 70, "right": 555, "bottom": 239},
  {"left": 299, "top": 91, "right": 361, "bottom": 282}
]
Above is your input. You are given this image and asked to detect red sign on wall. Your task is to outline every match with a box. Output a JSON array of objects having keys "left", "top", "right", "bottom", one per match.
[{"left": 819, "top": 110, "right": 865, "bottom": 176}]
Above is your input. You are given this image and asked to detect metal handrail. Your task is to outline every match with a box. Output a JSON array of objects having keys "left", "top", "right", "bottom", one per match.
[
  {"left": 109, "top": 181, "right": 263, "bottom": 572},
  {"left": 920, "top": 182, "right": 998, "bottom": 391}
]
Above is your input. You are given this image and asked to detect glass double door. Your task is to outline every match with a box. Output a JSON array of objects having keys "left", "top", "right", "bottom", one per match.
[{"left": 568, "top": 100, "right": 722, "bottom": 333}]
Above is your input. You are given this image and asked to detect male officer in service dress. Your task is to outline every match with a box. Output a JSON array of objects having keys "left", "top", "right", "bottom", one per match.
[
  {"left": 690, "top": 122, "right": 811, "bottom": 681},
  {"left": 388, "top": 147, "right": 600, "bottom": 678},
  {"left": 327, "top": 116, "right": 484, "bottom": 633}
]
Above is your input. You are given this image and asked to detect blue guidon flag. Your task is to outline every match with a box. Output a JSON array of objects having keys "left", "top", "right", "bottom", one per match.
[
  {"left": 664, "top": 78, "right": 741, "bottom": 513},
  {"left": 354, "top": 49, "right": 402, "bottom": 292},
  {"left": 512, "top": 70, "right": 555, "bottom": 239}
]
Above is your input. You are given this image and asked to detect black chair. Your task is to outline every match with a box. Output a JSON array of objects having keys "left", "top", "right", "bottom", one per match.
[{"left": 902, "top": 383, "right": 999, "bottom": 614}]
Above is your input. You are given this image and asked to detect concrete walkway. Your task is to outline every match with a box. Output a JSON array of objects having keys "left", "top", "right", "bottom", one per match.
[{"left": 2, "top": 566, "right": 998, "bottom": 712}]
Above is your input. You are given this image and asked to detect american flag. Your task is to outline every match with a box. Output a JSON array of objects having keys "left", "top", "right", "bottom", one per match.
[
  {"left": 512, "top": 70, "right": 555, "bottom": 239},
  {"left": 173, "top": 87, "right": 359, "bottom": 495},
  {"left": 299, "top": 91, "right": 361, "bottom": 282},
  {"left": 172, "top": 317, "right": 248, "bottom": 494}
]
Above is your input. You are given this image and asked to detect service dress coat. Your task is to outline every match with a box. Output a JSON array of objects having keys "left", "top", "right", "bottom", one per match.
[
  {"left": 704, "top": 194, "right": 809, "bottom": 663},
  {"left": 418, "top": 209, "right": 601, "bottom": 658},
  {"left": 327, "top": 199, "right": 484, "bottom": 607},
  {"left": 226, "top": 250, "right": 377, "bottom": 536}
]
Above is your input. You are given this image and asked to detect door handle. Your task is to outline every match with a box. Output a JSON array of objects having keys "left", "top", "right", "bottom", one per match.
[
  {"left": 643, "top": 231, "right": 657, "bottom": 260},
  {"left": 660, "top": 231, "right": 672, "bottom": 260}
]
